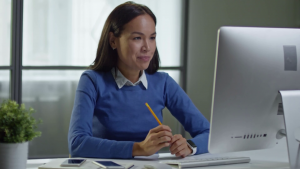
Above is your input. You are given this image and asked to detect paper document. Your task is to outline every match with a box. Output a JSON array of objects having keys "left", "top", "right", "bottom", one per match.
[
  {"left": 134, "top": 153, "right": 182, "bottom": 160},
  {"left": 134, "top": 154, "right": 159, "bottom": 160},
  {"left": 38, "top": 159, "right": 133, "bottom": 169}
]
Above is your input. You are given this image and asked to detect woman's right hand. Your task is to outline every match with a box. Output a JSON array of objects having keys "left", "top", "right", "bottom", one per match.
[{"left": 132, "top": 125, "right": 173, "bottom": 156}]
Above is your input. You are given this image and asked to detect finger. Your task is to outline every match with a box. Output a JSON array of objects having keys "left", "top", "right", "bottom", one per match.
[
  {"left": 170, "top": 138, "right": 185, "bottom": 153},
  {"left": 150, "top": 131, "right": 173, "bottom": 145},
  {"left": 153, "top": 136, "right": 172, "bottom": 145},
  {"left": 170, "top": 134, "right": 182, "bottom": 144},
  {"left": 172, "top": 143, "right": 186, "bottom": 156},
  {"left": 147, "top": 131, "right": 172, "bottom": 145},
  {"left": 155, "top": 130, "right": 173, "bottom": 139},
  {"left": 156, "top": 141, "right": 171, "bottom": 151},
  {"left": 149, "top": 125, "right": 172, "bottom": 133},
  {"left": 176, "top": 148, "right": 188, "bottom": 158},
  {"left": 149, "top": 131, "right": 172, "bottom": 142}
]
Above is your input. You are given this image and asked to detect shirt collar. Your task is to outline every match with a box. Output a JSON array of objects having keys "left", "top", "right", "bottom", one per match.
[{"left": 111, "top": 67, "right": 148, "bottom": 89}]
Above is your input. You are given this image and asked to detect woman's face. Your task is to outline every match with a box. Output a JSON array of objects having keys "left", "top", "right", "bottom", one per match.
[{"left": 112, "top": 14, "right": 156, "bottom": 72}]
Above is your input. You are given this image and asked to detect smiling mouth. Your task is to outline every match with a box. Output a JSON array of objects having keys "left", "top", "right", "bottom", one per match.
[{"left": 137, "top": 56, "right": 151, "bottom": 62}]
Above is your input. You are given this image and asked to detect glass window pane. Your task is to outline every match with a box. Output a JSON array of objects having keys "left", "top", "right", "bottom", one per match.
[
  {"left": 0, "top": 70, "right": 10, "bottom": 103},
  {"left": 23, "top": 70, "right": 83, "bottom": 158},
  {"left": 23, "top": 0, "right": 182, "bottom": 67},
  {"left": 0, "top": 0, "right": 11, "bottom": 66}
]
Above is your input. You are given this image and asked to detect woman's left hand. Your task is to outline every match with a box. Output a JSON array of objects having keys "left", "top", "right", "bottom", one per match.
[{"left": 169, "top": 134, "right": 192, "bottom": 158}]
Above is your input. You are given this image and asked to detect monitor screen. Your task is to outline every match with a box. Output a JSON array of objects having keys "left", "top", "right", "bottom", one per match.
[{"left": 209, "top": 27, "right": 300, "bottom": 154}]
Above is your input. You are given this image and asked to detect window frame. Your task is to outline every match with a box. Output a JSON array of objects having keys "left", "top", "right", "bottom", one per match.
[{"left": 7, "top": 0, "right": 189, "bottom": 158}]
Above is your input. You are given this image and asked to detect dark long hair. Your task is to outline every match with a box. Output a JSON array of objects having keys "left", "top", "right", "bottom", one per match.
[{"left": 90, "top": 1, "right": 160, "bottom": 74}]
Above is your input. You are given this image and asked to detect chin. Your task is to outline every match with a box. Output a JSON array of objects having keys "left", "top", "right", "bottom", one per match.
[
  {"left": 138, "top": 64, "right": 150, "bottom": 70},
  {"left": 138, "top": 67, "right": 148, "bottom": 71}
]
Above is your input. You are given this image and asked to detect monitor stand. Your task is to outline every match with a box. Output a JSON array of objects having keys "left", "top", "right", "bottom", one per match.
[{"left": 279, "top": 90, "right": 300, "bottom": 169}]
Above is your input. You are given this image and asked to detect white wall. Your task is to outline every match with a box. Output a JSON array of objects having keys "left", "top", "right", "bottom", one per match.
[{"left": 186, "top": 0, "right": 300, "bottom": 125}]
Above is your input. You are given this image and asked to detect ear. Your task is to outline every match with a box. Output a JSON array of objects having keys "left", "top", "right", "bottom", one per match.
[{"left": 109, "top": 32, "right": 117, "bottom": 50}]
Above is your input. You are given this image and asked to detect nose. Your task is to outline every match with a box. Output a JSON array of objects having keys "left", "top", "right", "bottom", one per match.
[{"left": 142, "top": 39, "right": 150, "bottom": 52}]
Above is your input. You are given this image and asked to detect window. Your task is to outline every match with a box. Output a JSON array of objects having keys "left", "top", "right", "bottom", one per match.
[
  {"left": 0, "top": 0, "right": 11, "bottom": 66},
  {"left": 0, "top": 0, "right": 11, "bottom": 103},
  {"left": 23, "top": 0, "right": 182, "bottom": 67},
  {"left": 6, "top": 0, "right": 187, "bottom": 158},
  {"left": 23, "top": 70, "right": 83, "bottom": 157},
  {"left": 0, "top": 70, "right": 10, "bottom": 102}
]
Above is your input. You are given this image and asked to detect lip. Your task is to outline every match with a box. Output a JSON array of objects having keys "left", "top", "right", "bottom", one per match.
[{"left": 137, "top": 56, "right": 151, "bottom": 62}]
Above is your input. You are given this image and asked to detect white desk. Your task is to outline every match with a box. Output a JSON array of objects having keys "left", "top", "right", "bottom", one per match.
[{"left": 27, "top": 138, "right": 290, "bottom": 169}]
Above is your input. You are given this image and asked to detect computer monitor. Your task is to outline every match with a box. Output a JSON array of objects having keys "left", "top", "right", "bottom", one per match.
[{"left": 209, "top": 27, "right": 300, "bottom": 168}]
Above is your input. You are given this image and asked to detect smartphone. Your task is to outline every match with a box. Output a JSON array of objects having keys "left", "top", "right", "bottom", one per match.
[
  {"left": 92, "top": 161, "right": 125, "bottom": 169},
  {"left": 60, "top": 159, "right": 86, "bottom": 167}
]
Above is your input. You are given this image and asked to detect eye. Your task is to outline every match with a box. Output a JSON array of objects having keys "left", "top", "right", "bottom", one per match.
[
  {"left": 150, "top": 36, "right": 156, "bottom": 40},
  {"left": 133, "top": 37, "right": 141, "bottom": 40}
]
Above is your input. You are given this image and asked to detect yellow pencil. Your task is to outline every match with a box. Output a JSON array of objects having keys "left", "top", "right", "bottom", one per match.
[{"left": 145, "top": 103, "right": 162, "bottom": 125}]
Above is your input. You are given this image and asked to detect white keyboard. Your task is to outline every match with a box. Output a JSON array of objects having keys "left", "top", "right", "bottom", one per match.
[{"left": 161, "top": 156, "right": 251, "bottom": 168}]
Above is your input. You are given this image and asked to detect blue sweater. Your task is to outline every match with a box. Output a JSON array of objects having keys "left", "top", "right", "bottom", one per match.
[{"left": 68, "top": 70, "right": 210, "bottom": 159}]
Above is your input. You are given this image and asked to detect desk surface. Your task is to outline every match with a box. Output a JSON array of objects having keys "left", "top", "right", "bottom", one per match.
[{"left": 27, "top": 138, "right": 290, "bottom": 169}]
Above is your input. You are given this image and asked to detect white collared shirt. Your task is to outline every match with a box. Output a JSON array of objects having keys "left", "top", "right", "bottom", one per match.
[{"left": 111, "top": 67, "right": 148, "bottom": 89}]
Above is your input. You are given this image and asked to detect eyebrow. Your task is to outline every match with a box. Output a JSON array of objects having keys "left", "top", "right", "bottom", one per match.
[{"left": 131, "top": 32, "right": 156, "bottom": 36}]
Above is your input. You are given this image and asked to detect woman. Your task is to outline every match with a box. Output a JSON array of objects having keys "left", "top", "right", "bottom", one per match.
[{"left": 68, "top": 1, "right": 209, "bottom": 159}]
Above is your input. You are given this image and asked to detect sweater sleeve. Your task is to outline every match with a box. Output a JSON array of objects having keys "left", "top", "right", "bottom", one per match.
[
  {"left": 68, "top": 71, "right": 134, "bottom": 159},
  {"left": 164, "top": 74, "right": 210, "bottom": 155}
]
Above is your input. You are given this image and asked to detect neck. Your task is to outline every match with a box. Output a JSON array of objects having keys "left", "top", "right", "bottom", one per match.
[{"left": 117, "top": 66, "right": 141, "bottom": 84}]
